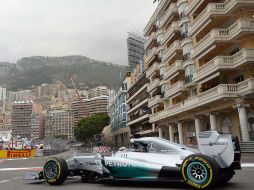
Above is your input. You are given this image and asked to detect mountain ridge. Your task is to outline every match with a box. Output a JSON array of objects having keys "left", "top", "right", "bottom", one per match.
[{"left": 0, "top": 55, "right": 128, "bottom": 91}]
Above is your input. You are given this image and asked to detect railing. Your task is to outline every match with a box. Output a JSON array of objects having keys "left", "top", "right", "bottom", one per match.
[
  {"left": 185, "top": 0, "right": 203, "bottom": 16},
  {"left": 157, "top": 0, "right": 171, "bottom": 14},
  {"left": 159, "top": 3, "right": 178, "bottom": 28},
  {"left": 162, "top": 40, "right": 181, "bottom": 62},
  {"left": 150, "top": 78, "right": 254, "bottom": 123},
  {"left": 144, "top": 32, "right": 156, "bottom": 50},
  {"left": 148, "top": 95, "right": 161, "bottom": 108},
  {"left": 165, "top": 81, "right": 184, "bottom": 98},
  {"left": 161, "top": 21, "right": 180, "bottom": 45},
  {"left": 189, "top": 0, "right": 249, "bottom": 36},
  {"left": 192, "top": 18, "right": 254, "bottom": 59},
  {"left": 146, "top": 47, "right": 158, "bottom": 65},
  {"left": 146, "top": 62, "right": 159, "bottom": 78},
  {"left": 127, "top": 114, "right": 150, "bottom": 126},
  {"left": 127, "top": 99, "right": 148, "bottom": 115},
  {"left": 164, "top": 60, "right": 183, "bottom": 80},
  {"left": 194, "top": 48, "right": 254, "bottom": 81},
  {"left": 147, "top": 78, "right": 160, "bottom": 92},
  {"left": 127, "top": 84, "right": 147, "bottom": 103}
]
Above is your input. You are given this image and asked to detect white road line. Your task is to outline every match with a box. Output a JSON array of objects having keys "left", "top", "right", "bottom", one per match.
[
  {"left": 241, "top": 163, "right": 254, "bottom": 168},
  {"left": 5, "top": 158, "right": 28, "bottom": 161},
  {"left": 12, "top": 177, "right": 22, "bottom": 180},
  {"left": 0, "top": 167, "right": 42, "bottom": 171},
  {"left": 0, "top": 180, "right": 10, "bottom": 183}
]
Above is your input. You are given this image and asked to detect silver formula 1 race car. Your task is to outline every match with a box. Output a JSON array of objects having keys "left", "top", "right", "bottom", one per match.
[{"left": 25, "top": 131, "right": 241, "bottom": 189}]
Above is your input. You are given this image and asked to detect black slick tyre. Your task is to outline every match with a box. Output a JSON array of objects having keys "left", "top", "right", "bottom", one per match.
[
  {"left": 43, "top": 157, "right": 68, "bottom": 185},
  {"left": 219, "top": 169, "right": 234, "bottom": 185},
  {"left": 181, "top": 154, "right": 220, "bottom": 189}
]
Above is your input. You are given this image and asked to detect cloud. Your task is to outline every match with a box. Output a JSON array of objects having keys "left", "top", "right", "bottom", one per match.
[{"left": 0, "top": 0, "right": 156, "bottom": 65}]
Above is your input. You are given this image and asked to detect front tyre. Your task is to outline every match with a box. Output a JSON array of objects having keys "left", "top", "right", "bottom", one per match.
[
  {"left": 43, "top": 157, "right": 68, "bottom": 185},
  {"left": 181, "top": 154, "right": 219, "bottom": 189}
]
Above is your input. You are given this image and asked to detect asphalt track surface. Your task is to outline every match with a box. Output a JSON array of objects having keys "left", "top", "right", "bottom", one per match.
[{"left": 0, "top": 151, "right": 254, "bottom": 190}]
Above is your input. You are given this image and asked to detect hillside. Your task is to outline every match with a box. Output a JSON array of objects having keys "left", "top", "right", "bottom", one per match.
[{"left": 0, "top": 56, "right": 128, "bottom": 91}]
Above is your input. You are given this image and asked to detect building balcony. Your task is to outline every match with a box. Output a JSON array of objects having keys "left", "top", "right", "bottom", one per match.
[
  {"left": 148, "top": 95, "right": 162, "bottom": 108},
  {"left": 157, "top": 0, "right": 171, "bottom": 15},
  {"left": 161, "top": 21, "right": 180, "bottom": 45},
  {"left": 127, "top": 99, "right": 148, "bottom": 115},
  {"left": 191, "top": 18, "right": 254, "bottom": 59},
  {"left": 165, "top": 81, "right": 184, "bottom": 98},
  {"left": 194, "top": 48, "right": 254, "bottom": 82},
  {"left": 185, "top": 0, "right": 204, "bottom": 16},
  {"left": 150, "top": 78, "right": 254, "bottom": 123},
  {"left": 147, "top": 78, "right": 160, "bottom": 93},
  {"left": 146, "top": 62, "right": 159, "bottom": 79},
  {"left": 162, "top": 40, "right": 182, "bottom": 63},
  {"left": 146, "top": 47, "right": 158, "bottom": 66},
  {"left": 127, "top": 84, "right": 147, "bottom": 104},
  {"left": 159, "top": 3, "right": 178, "bottom": 28},
  {"left": 144, "top": 0, "right": 173, "bottom": 36},
  {"left": 127, "top": 114, "right": 150, "bottom": 126},
  {"left": 189, "top": 0, "right": 254, "bottom": 36},
  {"left": 144, "top": 32, "right": 157, "bottom": 50},
  {"left": 164, "top": 60, "right": 184, "bottom": 80}
]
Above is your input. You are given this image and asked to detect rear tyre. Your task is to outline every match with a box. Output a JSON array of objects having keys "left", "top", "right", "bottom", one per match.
[
  {"left": 43, "top": 157, "right": 68, "bottom": 185},
  {"left": 219, "top": 169, "right": 234, "bottom": 185},
  {"left": 181, "top": 154, "right": 220, "bottom": 189}
]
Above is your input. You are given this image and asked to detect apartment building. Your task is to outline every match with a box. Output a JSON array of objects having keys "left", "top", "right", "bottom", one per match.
[
  {"left": 31, "top": 113, "right": 44, "bottom": 139},
  {"left": 44, "top": 110, "right": 74, "bottom": 140},
  {"left": 0, "top": 114, "right": 11, "bottom": 140},
  {"left": 109, "top": 76, "right": 132, "bottom": 147},
  {"left": 11, "top": 102, "right": 43, "bottom": 139},
  {"left": 0, "top": 86, "right": 6, "bottom": 113},
  {"left": 88, "top": 86, "right": 109, "bottom": 99},
  {"left": 144, "top": 0, "right": 254, "bottom": 144},
  {"left": 127, "top": 32, "right": 145, "bottom": 72},
  {"left": 84, "top": 96, "right": 109, "bottom": 115},
  {"left": 70, "top": 98, "right": 87, "bottom": 126},
  {"left": 71, "top": 95, "right": 109, "bottom": 126},
  {"left": 126, "top": 73, "right": 155, "bottom": 137}
]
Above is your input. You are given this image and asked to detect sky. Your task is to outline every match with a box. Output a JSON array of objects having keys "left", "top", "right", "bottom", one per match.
[{"left": 0, "top": 0, "right": 156, "bottom": 65}]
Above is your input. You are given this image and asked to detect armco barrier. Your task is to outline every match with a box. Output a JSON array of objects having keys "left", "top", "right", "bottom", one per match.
[
  {"left": 0, "top": 150, "right": 36, "bottom": 158},
  {"left": 35, "top": 149, "right": 43, "bottom": 157}
]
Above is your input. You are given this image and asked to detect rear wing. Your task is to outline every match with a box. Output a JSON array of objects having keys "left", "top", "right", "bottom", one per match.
[{"left": 197, "top": 131, "right": 240, "bottom": 169}]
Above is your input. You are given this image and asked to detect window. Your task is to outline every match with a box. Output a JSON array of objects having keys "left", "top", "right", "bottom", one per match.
[
  {"left": 160, "top": 66, "right": 165, "bottom": 79},
  {"left": 178, "top": 2, "right": 186, "bottom": 19},
  {"left": 180, "top": 22, "right": 189, "bottom": 40},
  {"left": 229, "top": 47, "right": 240, "bottom": 56},
  {"left": 191, "top": 88, "right": 197, "bottom": 97},
  {"left": 161, "top": 83, "right": 169, "bottom": 97},
  {"left": 234, "top": 75, "right": 244, "bottom": 84},
  {"left": 183, "top": 43, "right": 192, "bottom": 62},
  {"left": 185, "top": 64, "right": 195, "bottom": 83}
]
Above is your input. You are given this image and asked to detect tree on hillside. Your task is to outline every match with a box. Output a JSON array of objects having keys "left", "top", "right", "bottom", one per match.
[{"left": 74, "top": 113, "right": 109, "bottom": 143}]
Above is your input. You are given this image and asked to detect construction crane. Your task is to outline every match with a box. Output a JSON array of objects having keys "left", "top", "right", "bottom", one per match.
[{"left": 70, "top": 77, "right": 89, "bottom": 116}]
